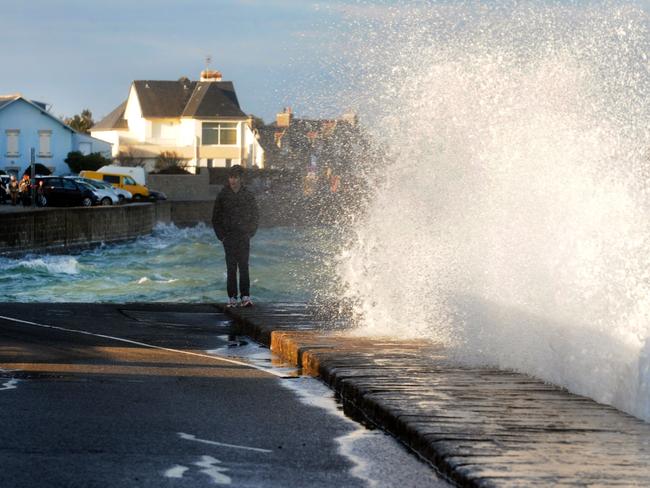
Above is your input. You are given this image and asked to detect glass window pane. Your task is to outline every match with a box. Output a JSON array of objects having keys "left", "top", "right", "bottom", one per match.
[
  {"left": 103, "top": 175, "right": 120, "bottom": 184},
  {"left": 202, "top": 124, "right": 219, "bottom": 145},
  {"left": 220, "top": 128, "right": 237, "bottom": 145},
  {"left": 62, "top": 179, "right": 77, "bottom": 190}
]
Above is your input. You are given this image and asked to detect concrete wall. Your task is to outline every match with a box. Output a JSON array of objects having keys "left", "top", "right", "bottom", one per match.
[
  {"left": 155, "top": 201, "right": 214, "bottom": 227},
  {"left": 0, "top": 195, "right": 311, "bottom": 256},
  {"left": 147, "top": 170, "right": 219, "bottom": 201},
  {"left": 0, "top": 204, "right": 155, "bottom": 255}
]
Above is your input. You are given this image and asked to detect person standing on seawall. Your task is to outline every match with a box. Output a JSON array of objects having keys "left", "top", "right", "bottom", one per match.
[{"left": 212, "top": 165, "right": 259, "bottom": 308}]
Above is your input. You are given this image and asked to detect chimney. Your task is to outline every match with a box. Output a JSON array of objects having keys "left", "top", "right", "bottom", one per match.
[
  {"left": 341, "top": 111, "right": 358, "bottom": 126},
  {"left": 200, "top": 69, "right": 222, "bottom": 82},
  {"left": 276, "top": 107, "right": 293, "bottom": 128}
]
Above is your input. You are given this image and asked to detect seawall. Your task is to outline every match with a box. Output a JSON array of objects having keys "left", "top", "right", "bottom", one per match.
[
  {"left": 0, "top": 204, "right": 154, "bottom": 256},
  {"left": 0, "top": 195, "right": 312, "bottom": 256},
  {"left": 0, "top": 201, "right": 212, "bottom": 256}
]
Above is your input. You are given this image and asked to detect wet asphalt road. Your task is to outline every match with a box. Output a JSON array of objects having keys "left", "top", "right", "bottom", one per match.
[{"left": 0, "top": 303, "right": 447, "bottom": 488}]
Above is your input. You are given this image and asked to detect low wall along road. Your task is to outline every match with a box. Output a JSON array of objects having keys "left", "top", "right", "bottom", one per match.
[
  {"left": 0, "top": 202, "right": 214, "bottom": 256},
  {"left": 0, "top": 190, "right": 328, "bottom": 257}
]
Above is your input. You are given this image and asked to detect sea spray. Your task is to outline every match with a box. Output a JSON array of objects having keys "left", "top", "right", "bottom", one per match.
[{"left": 337, "top": 1, "right": 650, "bottom": 421}]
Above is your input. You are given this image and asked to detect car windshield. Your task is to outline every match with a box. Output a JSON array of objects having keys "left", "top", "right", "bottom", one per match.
[
  {"left": 80, "top": 179, "right": 102, "bottom": 189},
  {"left": 124, "top": 176, "right": 137, "bottom": 185}
]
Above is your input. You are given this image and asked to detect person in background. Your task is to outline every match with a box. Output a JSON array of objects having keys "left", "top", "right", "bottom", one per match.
[
  {"left": 211, "top": 165, "right": 259, "bottom": 308},
  {"left": 8, "top": 175, "right": 19, "bottom": 206},
  {"left": 36, "top": 180, "right": 46, "bottom": 207},
  {"left": 19, "top": 174, "right": 31, "bottom": 206}
]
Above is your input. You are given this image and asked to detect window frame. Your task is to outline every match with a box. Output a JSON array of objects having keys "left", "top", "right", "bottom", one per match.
[
  {"left": 38, "top": 130, "right": 52, "bottom": 157},
  {"left": 5, "top": 129, "right": 20, "bottom": 157},
  {"left": 201, "top": 122, "right": 238, "bottom": 146}
]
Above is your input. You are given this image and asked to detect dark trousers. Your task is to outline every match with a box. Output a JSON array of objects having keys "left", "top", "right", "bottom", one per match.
[{"left": 223, "top": 235, "right": 250, "bottom": 298}]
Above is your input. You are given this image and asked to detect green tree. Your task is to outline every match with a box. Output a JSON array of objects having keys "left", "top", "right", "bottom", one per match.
[
  {"left": 64, "top": 109, "right": 94, "bottom": 134},
  {"left": 65, "top": 151, "right": 111, "bottom": 173}
]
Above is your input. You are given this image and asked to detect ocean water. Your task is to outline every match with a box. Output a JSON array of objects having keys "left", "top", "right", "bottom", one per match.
[
  {"left": 333, "top": 1, "right": 650, "bottom": 422},
  {"left": 0, "top": 224, "right": 330, "bottom": 303}
]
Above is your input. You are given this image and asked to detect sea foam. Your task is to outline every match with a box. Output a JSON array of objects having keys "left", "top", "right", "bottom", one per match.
[{"left": 337, "top": 1, "right": 650, "bottom": 421}]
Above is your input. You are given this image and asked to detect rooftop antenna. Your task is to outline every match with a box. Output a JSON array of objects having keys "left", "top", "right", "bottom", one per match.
[{"left": 205, "top": 54, "right": 212, "bottom": 70}]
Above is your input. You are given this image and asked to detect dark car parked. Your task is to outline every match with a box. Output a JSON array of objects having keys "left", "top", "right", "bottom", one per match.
[
  {"left": 0, "top": 175, "right": 9, "bottom": 204},
  {"left": 36, "top": 177, "right": 99, "bottom": 207}
]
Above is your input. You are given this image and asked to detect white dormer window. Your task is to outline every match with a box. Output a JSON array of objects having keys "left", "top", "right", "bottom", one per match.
[
  {"left": 5, "top": 130, "right": 19, "bottom": 157},
  {"left": 202, "top": 122, "right": 237, "bottom": 145},
  {"left": 38, "top": 130, "right": 52, "bottom": 157}
]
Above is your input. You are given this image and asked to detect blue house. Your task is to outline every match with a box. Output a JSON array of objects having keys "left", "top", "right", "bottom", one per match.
[{"left": 0, "top": 94, "right": 111, "bottom": 176}]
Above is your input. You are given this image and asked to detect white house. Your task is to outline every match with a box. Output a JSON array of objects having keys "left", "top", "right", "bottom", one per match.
[
  {"left": 0, "top": 94, "right": 111, "bottom": 175},
  {"left": 91, "top": 70, "right": 265, "bottom": 171}
]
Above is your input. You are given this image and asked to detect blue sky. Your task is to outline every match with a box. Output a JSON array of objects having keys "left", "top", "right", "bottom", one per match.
[
  {"left": 3, "top": 0, "right": 647, "bottom": 125},
  {"left": 0, "top": 0, "right": 371, "bottom": 124}
]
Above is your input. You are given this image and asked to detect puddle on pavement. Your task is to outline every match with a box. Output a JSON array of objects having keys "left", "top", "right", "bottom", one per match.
[
  {"left": 208, "top": 335, "right": 301, "bottom": 377},
  {"left": 207, "top": 335, "right": 449, "bottom": 488}
]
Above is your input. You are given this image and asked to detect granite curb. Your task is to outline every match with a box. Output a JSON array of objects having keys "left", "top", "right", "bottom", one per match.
[{"left": 219, "top": 302, "right": 650, "bottom": 487}]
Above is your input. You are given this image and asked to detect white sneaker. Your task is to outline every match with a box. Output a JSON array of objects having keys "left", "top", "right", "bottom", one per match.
[
  {"left": 226, "top": 297, "right": 238, "bottom": 308},
  {"left": 240, "top": 296, "right": 253, "bottom": 308}
]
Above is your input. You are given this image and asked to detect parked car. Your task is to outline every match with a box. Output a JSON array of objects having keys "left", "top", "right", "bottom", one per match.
[
  {"left": 66, "top": 177, "right": 120, "bottom": 205},
  {"left": 0, "top": 175, "right": 9, "bottom": 204},
  {"left": 148, "top": 190, "right": 167, "bottom": 201},
  {"left": 36, "top": 176, "right": 99, "bottom": 207},
  {"left": 80, "top": 170, "right": 150, "bottom": 200},
  {"left": 75, "top": 177, "right": 132, "bottom": 203}
]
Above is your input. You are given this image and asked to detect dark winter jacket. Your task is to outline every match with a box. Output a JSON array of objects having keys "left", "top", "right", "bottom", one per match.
[{"left": 211, "top": 185, "right": 259, "bottom": 241}]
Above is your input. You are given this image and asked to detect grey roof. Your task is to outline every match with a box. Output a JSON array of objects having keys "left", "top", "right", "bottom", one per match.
[
  {"left": 182, "top": 81, "right": 245, "bottom": 118},
  {"left": 94, "top": 79, "right": 247, "bottom": 130},
  {"left": 0, "top": 95, "right": 73, "bottom": 133},
  {"left": 92, "top": 100, "right": 128, "bottom": 131},
  {"left": 256, "top": 125, "right": 281, "bottom": 155},
  {"left": 133, "top": 80, "right": 196, "bottom": 118},
  {"left": 0, "top": 96, "right": 47, "bottom": 112}
]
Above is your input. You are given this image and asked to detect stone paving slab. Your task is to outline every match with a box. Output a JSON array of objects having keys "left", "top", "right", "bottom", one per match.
[{"left": 222, "top": 302, "right": 650, "bottom": 487}]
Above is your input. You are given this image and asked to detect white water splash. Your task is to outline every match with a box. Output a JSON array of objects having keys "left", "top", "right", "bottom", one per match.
[
  {"left": 0, "top": 369, "right": 18, "bottom": 391},
  {"left": 11, "top": 256, "right": 80, "bottom": 275},
  {"left": 338, "top": 2, "right": 650, "bottom": 421},
  {"left": 136, "top": 276, "right": 178, "bottom": 285}
]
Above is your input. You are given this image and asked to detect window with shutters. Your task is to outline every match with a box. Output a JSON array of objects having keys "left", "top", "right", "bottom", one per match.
[
  {"left": 38, "top": 130, "right": 52, "bottom": 157},
  {"left": 5, "top": 130, "right": 19, "bottom": 157}
]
